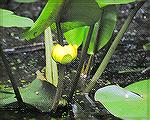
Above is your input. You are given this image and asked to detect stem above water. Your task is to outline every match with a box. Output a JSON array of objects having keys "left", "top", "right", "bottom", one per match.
[
  {"left": 44, "top": 27, "right": 53, "bottom": 84},
  {"left": 67, "top": 24, "right": 95, "bottom": 102},
  {"left": 84, "top": 1, "right": 145, "bottom": 93},
  {"left": 51, "top": 22, "right": 66, "bottom": 111},
  {"left": 0, "top": 43, "right": 25, "bottom": 108}
]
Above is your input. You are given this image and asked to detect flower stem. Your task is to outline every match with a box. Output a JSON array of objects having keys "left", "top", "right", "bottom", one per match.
[
  {"left": 56, "top": 22, "right": 64, "bottom": 46},
  {"left": 67, "top": 24, "right": 95, "bottom": 102},
  {"left": 51, "top": 22, "right": 66, "bottom": 111},
  {"left": 84, "top": 1, "right": 145, "bottom": 93},
  {"left": 85, "top": 9, "right": 104, "bottom": 77}
]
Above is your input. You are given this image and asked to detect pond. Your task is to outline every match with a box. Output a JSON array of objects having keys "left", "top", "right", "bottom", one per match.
[{"left": 0, "top": 1, "right": 150, "bottom": 120}]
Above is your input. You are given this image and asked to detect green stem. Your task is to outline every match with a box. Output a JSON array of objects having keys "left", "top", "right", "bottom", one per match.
[
  {"left": 51, "top": 22, "right": 66, "bottom": 111},
  {"left": 0, "top": 43, "right": 25, "bottom": 108},
  {"left": 67, "top": 24, "right": 95, "bottom": 102},
  {"left": 84, "top": 1, "right": 145, "bottom": 93},
  {"left": 44, "top": 27, "right": 53, "bottom": 84},
  {"left": 51, "top": 64, "right": 65, "bottom": 111},
  {"left": 56, "top": 22, "right": 64, "bottom": 45},
  {"left": 93, "top": 9, "right": 104, "bottom": 54},
  {"left": 86, "top": 9, "right": 104, "bottom": 77}
]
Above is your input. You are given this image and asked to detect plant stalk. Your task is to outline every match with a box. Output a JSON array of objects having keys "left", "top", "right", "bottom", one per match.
[
  {"left": 84, "top": 1, "right": 145, "bottom": 93},
  {"left": 67, "top": 24, "right": 95, "bottom": 102},
  {"left": 56, "top": 22, "right": 64, "bottom": 46},
  {"left": 44, "top": 27, "right": 53, "bottom": 84},
  {"left": 86, "top": 9, "right": 104, "bottom": 77},
  {"left": 0, "top": 43, "right": 25, "bottom": 108},
  {"left": 93, "top": 9, "right": 104, "bottom": 54},
  {"left": 51, "top": 22, "right": 66, "bottom": 111}
]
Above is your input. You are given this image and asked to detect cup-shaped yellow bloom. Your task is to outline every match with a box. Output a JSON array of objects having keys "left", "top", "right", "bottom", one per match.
[{"left": 52, "top": 44, "right": 78, "bottom": 64}]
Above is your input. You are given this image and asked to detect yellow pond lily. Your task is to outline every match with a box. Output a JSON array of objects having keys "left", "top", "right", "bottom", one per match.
[{"left": 52, "top": 44, "right": 78, "bottom": 64}]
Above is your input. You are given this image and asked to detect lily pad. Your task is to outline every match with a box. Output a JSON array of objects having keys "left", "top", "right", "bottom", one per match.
[
  {"left": 94, "top": 79, "right": 150, "bottom": 120},
  {"left": 0, "top": 79, "right": 56, "bottom": 112}
]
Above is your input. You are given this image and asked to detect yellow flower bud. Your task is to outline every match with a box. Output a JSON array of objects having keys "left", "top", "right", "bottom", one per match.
[{"left": 52, "top": 44, "right": 78, "bottom": 64}]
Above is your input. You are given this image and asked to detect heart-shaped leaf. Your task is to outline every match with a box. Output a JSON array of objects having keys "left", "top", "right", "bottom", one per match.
[
  {"left": 94, "top": 79, "right": 150, "bottom": 120},
  {"left": 0, "top": 79, "right": 56, "bottom": 112}
]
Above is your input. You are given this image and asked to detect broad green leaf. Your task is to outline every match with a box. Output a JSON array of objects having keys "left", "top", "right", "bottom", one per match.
[
  {"left": 14, "top": 0, "right": 37, "bottom": 3},
  {"left": 22, "top": 0, "right": 64, "bottom": 40},
  {"left": 0, "top": 9, "right": 13, "bottom": 15},
  {"left": 96, "top": 0, "right": 143, "bottom": 7},
  {"left": 0, "top": 79, "right": 56, "bottom": 112},
  {"left": 64, "top": 5, "right": 117, "bottom": 54},
  {"left": 22, "top": 0, "right": 101, "bottom": 40},
  {"left": 64, "top": 26, "right": 89, "bottom": 47},
  {"left": 94, "top": 79, "right": 150, "bottom": 120},
  {"left": 0, "top": 9, "right": 34, "bottom": 27},
  {"left": 60, "top": 0, "right": 101, "bottom": 25},
  {"left": 88, "top": 5, "right": 117, "bottom": 54},
  {"left": 51, "top": 22, "right": 87, "bottom": 33}
]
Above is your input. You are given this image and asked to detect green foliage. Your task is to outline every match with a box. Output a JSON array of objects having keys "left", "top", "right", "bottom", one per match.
[
  {"left": 14, "top": 0, "right": 37, "bottom": 3},
  {"left": 96, "top": 0, "right": 143, "bottom": 7},
  {"left": 0, "top": 9, "right": 34, "bottom": 27},
  {"left": 0, "top": 79, "right": 56, "bottom": 112},
  {"left": 60, "top": 0, "right": 101, "bottom": 25},
  {"left": 22, "top": 0, "right": 64, "bottom": 40},
  {"left": 0, "top": 0, "right": 6, "bottom": 2},
  {"left": 64, "top": 5, "right": 117, "bottom": 54},
  {"left": 87, "top": 5, "right": 117, "bottom": 54},
  {"left": 94, "top": 79, "right": 150, "bottom": 120},
  {"left": 64, "top": 26, "right": 89, "bottom": 47},
  {"left": 22, "top": 0, "right": 101, "bottom": 40},
  {"left": 22, "top": 0, "right": 143, "bottom": 40}
]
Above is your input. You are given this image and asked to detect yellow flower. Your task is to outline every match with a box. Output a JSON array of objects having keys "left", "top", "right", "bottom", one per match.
[{"left": 52, "top": 44, "right": 78, "bottom": 64}]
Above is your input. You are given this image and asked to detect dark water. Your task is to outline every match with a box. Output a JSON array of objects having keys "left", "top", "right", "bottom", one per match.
[{"left": 0, "top": 1, "right": 150, "bottom": 120}]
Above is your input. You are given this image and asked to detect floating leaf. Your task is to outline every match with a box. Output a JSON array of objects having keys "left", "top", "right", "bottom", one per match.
[
  {"left": 0, "top": 9, "right": 34, "bottom": 27},
  {"left": 0, "top": 79, "right": 56, "bottom": 112},
  {"left": 94, "top": 79, "right": 150, "bottom": 120}
]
